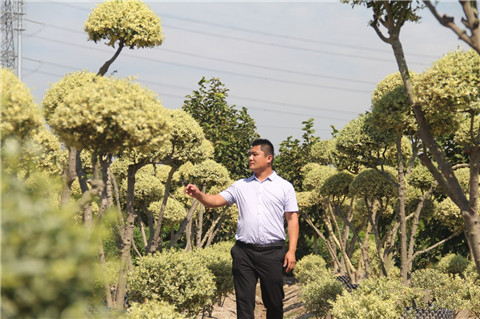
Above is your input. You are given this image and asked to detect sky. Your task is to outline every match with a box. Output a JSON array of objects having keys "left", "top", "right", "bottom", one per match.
[{"left": 17, "top": 0, "right": 469, "bottom": 150}]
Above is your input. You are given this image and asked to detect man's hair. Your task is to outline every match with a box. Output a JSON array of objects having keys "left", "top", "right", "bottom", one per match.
[{"left": 251, "top": 139, "right": 275, "bottom": 164}]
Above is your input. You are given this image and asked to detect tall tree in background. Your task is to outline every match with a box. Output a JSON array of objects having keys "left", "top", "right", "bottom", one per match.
[
  {"left": 276, "top": 118, "right": 320, "bottom": 189},
  {"left": 183, "top": 77, "right": 259, "bottom": 180},
  {"left": 345, "top": 0, "right": 480, "bottom": 276}
]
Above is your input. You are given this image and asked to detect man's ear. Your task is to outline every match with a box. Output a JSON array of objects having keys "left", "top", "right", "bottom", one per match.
[{"left": 267, "top": 154, "right": 273, "bottom": 164}]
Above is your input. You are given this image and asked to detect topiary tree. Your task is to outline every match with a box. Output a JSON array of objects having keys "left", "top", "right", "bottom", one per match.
[
  {"left": 0, "top": 68, "right": 42, "bottom": 143},
  {"left": 145, "top": 109, "right": 213, "bottom": 254},
  {"left": 85, "top": 0, "right": 164, "bottom": 76},
  {"left": 48, "top": 75, "right": 170, "bottom": 308}
]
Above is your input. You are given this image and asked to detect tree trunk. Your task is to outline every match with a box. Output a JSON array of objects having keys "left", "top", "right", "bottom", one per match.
[
  {"left": 169, "top": 199, "right": 201, "bottom": 249},
  {"left": 196, "top": 203, "right": 205, "bottom": 249},
  {"left": 396, "top": 134, "right": 408, "bottom": 283},
  {"left": 114, "top": 163, "right": 141, "bottom": 309},
  {"left": 147, "top": 165, "right": 176, "bottom": 254},
  {"left": 60, "top": 146, "right": 77, "bottom": 206}
]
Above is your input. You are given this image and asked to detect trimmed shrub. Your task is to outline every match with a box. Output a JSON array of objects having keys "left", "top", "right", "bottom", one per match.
[
  {"left": 294, "top": 254, "right": 328, "bottom": 284},
  {"left": 410, "top": 268, "right": 472, "bottom": 311},
  {"left": 330, "top": 277, "right": 424, "bottom": 319},
  {"left": 435, "top": 253, "right": 469, "bottom": 275},
  {"left": 301, "top": 273, "right": 344, "bottom": 317},
  {"left": 124, "top": 300, "right": 185, "bottom": 319},
  {"left": 127, "top": 250, "right": 215, "bottom": 316},
  {"left": 196, "top": 241, "right": 234, "bottom": 305}
]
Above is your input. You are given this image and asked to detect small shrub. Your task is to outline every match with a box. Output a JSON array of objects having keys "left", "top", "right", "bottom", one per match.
[
  {"left": 294, "top": 254, "right": 327, "bottom": 284},
  {"left": 330, "top": 277, "right": 423, "bottom": 319},
  {"left": 124, "top": 300, "right": 185, "bottom": 319},
  {"left": 410, "top": 268, "right": 471, "bottom": 311},
  {"left": 435, "top": 253, "right": 469, "bottom": 275},
  {"left": 127, "top": 250, "right": 215, "bottom": 316},
  {"left": 464, "top": 261, "right": 479, "bottom": 282},
  {"left": 300, "top": 272, "right": 344, "bottom": 317},
  {"left": 196, "top": 241, "right": 234, "bottom": 305}
]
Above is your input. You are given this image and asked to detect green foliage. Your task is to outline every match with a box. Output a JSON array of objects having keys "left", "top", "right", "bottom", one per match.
[
  {"left": 349, "top": 168, "right": 397, "bottom": 200},
  {"left": 85, "top": 0, "right": 163, "bottom": 49},
  {"left": 320, "top": 171, "right": 354, "bottom": 204},
  {"left": 302, "top": 164, "right": 336, "bottom": 194},
  {"left": 127, "top": 250, "right": 215, "bottom": 316},
  {"left": 331, "top": 277, "right": 423, "bottom": 319},
  {"left": 334, "top": 114, "right": 395, "bottom": 173},
  {"left": 310, "top": 139, "right": 336, "bottom": 166},
  {"left": 294, "top": 254, "right": 327, "bottom": 285},
  {"left": 1, "top": 148, "right": 101, "bottom": 318},
  {"left": 370, "top": 72, "right": 417, "bottom": 136},
  {"left": 42, "top": 70, "right": 97, "bottom": 122},
  {"left": 182, "top": 77, "right": 258, "bottom": 180},
  {"left": 48, "top": 75, "right": 170, "bottom": 155},
  {"left": 149, "top": 197, "right": 185, "bottom": 226},
  {"left": 414, "top": 49, "right": 480, "bottom": 136},
  {"left": 188, "top": 159, "right": 232, "bottom": 191},
  {"left": 155, "top": 109, "right": 213, "bottom": 166},
  {"left": 124, "top": 300, "right": 185, "bottom": 319},
  {"left": 301, "top": 274, "right": 344, "bottom": 317},
  {"left": 410, "top": 267, "right": 478, "bottom": 311},
  {"left": 196, "top": 241, "right": 234, "bottom": 304},
  {"left": 276, "top": 118, "right": 320, "bottom": 189},
  {"left": 435, "top": 253, "right": 470, "bottom": 275},
  {"left": 1, "top": 68, "right": 42, "bottom": 142}
]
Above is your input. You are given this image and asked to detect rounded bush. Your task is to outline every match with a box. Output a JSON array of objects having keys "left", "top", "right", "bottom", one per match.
[
  {"left": 127, "top": 250, "right": 215, "bottom": 315},
  {"left": 331, "top": 277, "right": 423, "bottom": 319},
  {"left": 301, "top": 273, "right": 344, "bottom": 317},
  {"left": 294, "top": 254, "right": 327, "bottom": 285},
  {"left": 124, "top": 300, "right": 185, "bottom": 319},
  {"left": 196, "top": 241, "right": 234, "bottom": 304},
  {"left": 435, "top": 253, "right": 469, "bottom": 275}
]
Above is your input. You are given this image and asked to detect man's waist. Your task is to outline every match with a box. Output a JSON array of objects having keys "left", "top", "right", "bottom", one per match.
[{"left": 235, "top": 240, "right": 285, "bottom": 251}]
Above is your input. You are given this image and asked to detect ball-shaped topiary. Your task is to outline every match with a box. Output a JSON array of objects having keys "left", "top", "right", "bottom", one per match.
[{"left": 85, "top": 0, "right": 163, "bottom": 49}]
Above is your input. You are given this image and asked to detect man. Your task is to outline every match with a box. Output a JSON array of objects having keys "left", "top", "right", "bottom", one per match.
[{"left": 184, "top": 138, "right": 299, "bottom": 319}]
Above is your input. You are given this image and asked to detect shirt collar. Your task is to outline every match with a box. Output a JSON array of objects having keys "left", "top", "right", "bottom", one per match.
[{"left": 248, "top": 171, "right": 277, "bottom": 182}]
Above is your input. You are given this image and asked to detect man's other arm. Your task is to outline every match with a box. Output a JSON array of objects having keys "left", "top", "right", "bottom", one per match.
[{"left": 284, "top": 211, "right": 299, "bottom": 273}]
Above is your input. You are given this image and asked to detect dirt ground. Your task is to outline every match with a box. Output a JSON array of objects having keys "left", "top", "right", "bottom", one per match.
[{"left": 199, "top": 276, "right": 315, "bottom": 319}]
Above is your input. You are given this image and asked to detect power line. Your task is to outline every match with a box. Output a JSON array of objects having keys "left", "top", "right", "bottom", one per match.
[
  {"left": 30, "top": 35, "right": 374, "bottom": 94},
  {"left": 48, "top": 2, "right": 439, "bottom": 60},
  {"left": 23, "top": 65, "right": 361, "bottom": 121},
  {"left": 24, "top": 18, "right": 376, "bottom": 85}
]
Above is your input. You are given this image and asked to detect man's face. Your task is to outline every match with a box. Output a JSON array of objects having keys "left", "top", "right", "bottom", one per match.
[{"left": 248, "top": 145, "right": 272, "bottom": 173}]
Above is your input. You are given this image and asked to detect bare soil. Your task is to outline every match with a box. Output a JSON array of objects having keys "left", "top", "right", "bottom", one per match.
[{"left": 199, "top": 276, "right": 315, "bottom": 319}]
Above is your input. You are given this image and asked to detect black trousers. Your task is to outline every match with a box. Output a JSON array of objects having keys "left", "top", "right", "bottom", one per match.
[{"left": 231, "top": 241, "right": 285, "bottom": 319}]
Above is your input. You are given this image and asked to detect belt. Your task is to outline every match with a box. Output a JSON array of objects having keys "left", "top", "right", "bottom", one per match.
[{"left": 235, "top": 240, "right": 285, "bottom": 252}]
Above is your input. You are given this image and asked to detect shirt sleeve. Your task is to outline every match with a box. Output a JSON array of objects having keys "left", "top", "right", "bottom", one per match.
[
  {"left": 219, "top": 182, "right": 237, "bottom": 206},
  {"left": 284, "top": 182, "right": 299, "bottom": 212}
]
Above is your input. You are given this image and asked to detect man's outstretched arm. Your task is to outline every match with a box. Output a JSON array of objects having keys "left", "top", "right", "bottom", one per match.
[{"left": 184, "top": 184, "right": 228, "bottom": 208}]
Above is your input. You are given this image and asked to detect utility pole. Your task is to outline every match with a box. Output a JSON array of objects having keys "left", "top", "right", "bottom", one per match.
[
  {"left": 1, "top": 0, "right": 23, "bottom": 78},
  {"left": 16, "top": 0, "right": 24, "bottom": 80}
]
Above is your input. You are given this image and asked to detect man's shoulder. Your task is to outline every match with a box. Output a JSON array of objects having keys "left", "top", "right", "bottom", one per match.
[{"left": 271, "top": 172, "right": 295, "bottom": 188}]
